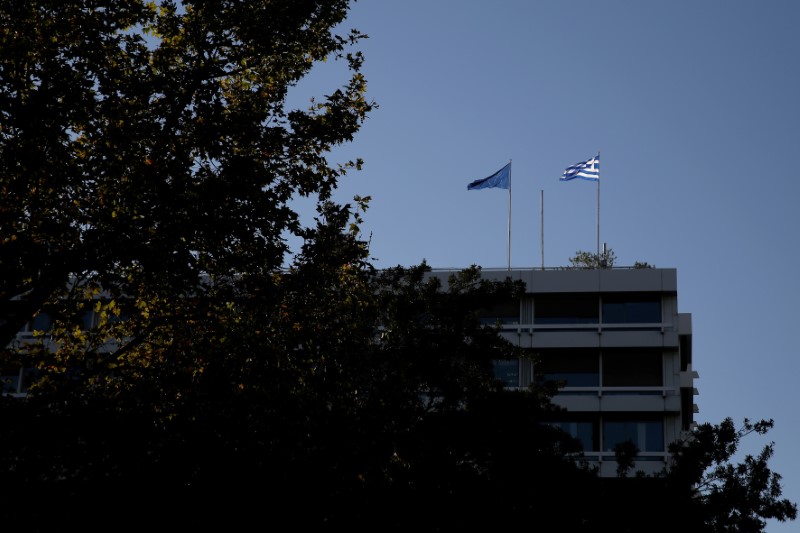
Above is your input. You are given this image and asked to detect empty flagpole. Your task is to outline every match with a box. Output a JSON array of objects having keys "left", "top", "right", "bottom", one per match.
[{"left": 540, "top": 189, "right": 544, "bottom": 270}]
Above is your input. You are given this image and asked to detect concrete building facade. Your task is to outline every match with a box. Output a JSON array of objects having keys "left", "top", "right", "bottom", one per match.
[{"left": 430, "top": 266, "right": 698, "bottom": 477}]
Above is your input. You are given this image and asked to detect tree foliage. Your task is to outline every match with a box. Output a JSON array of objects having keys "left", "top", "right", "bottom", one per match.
[
  {"left": 568, "top": 248, "right": 617, "bottom": 269},
  {"left": 0, "top": 0, "right": 373, "bottom": 349},
  {"left": 593, "top": 417, "right": 798, "bottom": 532},
  {"left": 567, "top": 248, "right": 655, "bottom": 269},
  {"left": 0, "top": 202, "right": 594, "bottom": 529},
  {"left": 663, "top": 417, "right": 798, "bottom": 532}
]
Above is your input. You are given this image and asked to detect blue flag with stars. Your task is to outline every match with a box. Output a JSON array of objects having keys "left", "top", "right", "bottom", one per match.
[{"left": 467, "top": 163, "right": 511, "bottom": 190}]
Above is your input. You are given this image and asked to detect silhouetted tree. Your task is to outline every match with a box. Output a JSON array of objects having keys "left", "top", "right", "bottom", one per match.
[
  {"left": 0, "top": 201, "right": 597, "bottom": 530},
  {"left": 0, "top": 0, "right": 373, "bottom": 349},
  {"left": 663, "top": 417, "right": 797, "bottom": 532},
  {"left": 591, "top": 417, "right": 797, "bottom": 532}
]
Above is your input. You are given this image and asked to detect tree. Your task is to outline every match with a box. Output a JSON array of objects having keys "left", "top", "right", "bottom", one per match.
[
  {"left": 1, "top": 5, "right": 590, "bottom": 526},
  {"left": 568, "top": 248, "right": 617, "bottom": 268},
  {"left": 0, "top": 0, "right": 373, "bottom": 349},
  {"left": 567, "top": 248, "right": 655, "bottom": 269},
  {"left": 593, "top": 417, "right": 798, "bottom": 532},
  {"left": 663, "top": 417, "right": 798, "bottom": 532},
  {"left": 0, "top": 200, "right": 597, "bottom": 529},
  {"left": 0, "top": 2, "right": 375, "bottom": 524}
]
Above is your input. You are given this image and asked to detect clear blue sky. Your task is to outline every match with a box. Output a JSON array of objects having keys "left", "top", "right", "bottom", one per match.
[{"left": 293, "top": 1, "right": 800, "bottom": 528}]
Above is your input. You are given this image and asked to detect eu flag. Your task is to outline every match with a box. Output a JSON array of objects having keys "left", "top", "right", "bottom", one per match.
[{"left": 467, "top": 163, "right": 511, "bottom": 190}]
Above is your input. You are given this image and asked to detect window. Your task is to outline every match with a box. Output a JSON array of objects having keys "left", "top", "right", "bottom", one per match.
[
  {"left": 492, "top": 359, "right": 520, "bottom": 387},
  {"left": 30, "top": 312, "right": 52, "bottom": 332},
  {"left": 601, "top": 293, "right": 661, "bottom": 324},
  {"left": 28, "top": 310, "right": 97, "bottom": 332},
  {"left": 107, "top": 310, "right": 132, "bottom": 324},
  {"left": 80, "top": 310, "right": 95, "bottom": 330},
  {"left": 602, "top": 416, "right": 664, "bottom": 452},
  {"left": 602, "top": 349, "right": 662, "bottom": 387},
  {"left": 1, "top": 374, "right": 20, "bottom": 394},
  {"left": 535, "top": 349, "right": 599, "bottom": 387},
  {"left": 550, "top": 419, "right": 599, "bottom": 452},
  {"left": 534, "top": 294, "right": 598, "bottom": 324},
  {"left": 478, "top": 299, "right": 519, "bottom": 325}
]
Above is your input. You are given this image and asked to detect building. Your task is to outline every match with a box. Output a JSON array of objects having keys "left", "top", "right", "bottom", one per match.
[{"left": 428, "top": 266, "right": 698, "bottom": 477}]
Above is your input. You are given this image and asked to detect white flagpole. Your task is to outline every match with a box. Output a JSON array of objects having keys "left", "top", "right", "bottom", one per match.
[
  {"left": 596, "top": 178, "right": 600, "bottom": 257},
  {"left": 540, "top": 189, "right": 544, "bottom": 270},
  {"left": 507, "top": 159, "right": 512, "bottom": 271},
  {"left": 596, "top": 151, "right": 600, "bottom": 257}
]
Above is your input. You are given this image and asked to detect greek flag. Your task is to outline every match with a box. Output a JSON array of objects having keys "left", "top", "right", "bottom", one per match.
[{"left": 561, "top": 153, "right": 600, "bottom": 182}]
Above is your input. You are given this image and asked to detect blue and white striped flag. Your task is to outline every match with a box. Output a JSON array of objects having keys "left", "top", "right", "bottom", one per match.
[{"left": 561, "top": 153, "right": 600, "bottom": 182}]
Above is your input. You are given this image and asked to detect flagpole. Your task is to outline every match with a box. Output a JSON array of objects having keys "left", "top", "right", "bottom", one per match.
[
  {"left": 540, "top": 189, "right": 544, "bottom": 270},
  {"left": 507, "top": 159, "right": 512, "bottom": 271},
  {"left": 596, "top": 151, "right": 600, "bottom": 257},
  {"left": 466, "top": 162, "right": 513, "bottom": 268},
  {"left": 596, "top": 177, "right": 600, "bottom": 257}
]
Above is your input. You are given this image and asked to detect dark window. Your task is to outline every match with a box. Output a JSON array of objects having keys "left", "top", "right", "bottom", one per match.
[
  {"left": 602, "top": 349, "right": 662, "bottom": 387},
  {"left": 534, "top": 294, "right": 598, "bottom": 324},
  {"left": 550, "top": 418, "right": 599, "bottom": 452},
  {"left": 478, "top": 299, "right": 519, "bottom": 325},
  {"left": 30, "top": 313, "right": 52, "bottom": 332},
  {"left": 603, "top": 415, "right": 664, "bottom": 452},
  {"left": 680, "top": 333, "right": 692, "bottom": 370},
  {"left": 535, "top": 349, "right": 599, "bottom": 387},
  {"left": 601, "top": 293, "right": 661, "bottom": 324},
  {"left": 81, "top": 310, "right": 94, "bottom": 330},
  {"left": 492, "top": 359, "right": 520, "bottom": 387}
]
